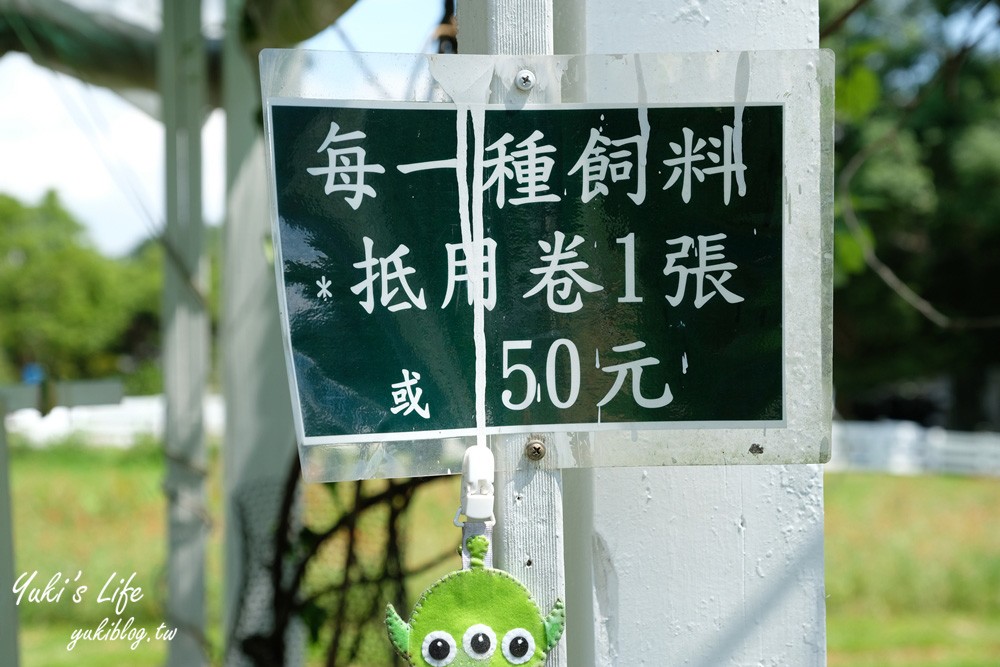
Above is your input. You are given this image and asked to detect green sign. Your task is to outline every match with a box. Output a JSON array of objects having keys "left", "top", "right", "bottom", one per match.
[{"left": 270, "top": 102, "right": 783, "bottom": 444}]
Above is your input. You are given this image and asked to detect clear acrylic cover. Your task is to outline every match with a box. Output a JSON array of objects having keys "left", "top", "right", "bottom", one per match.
[{"left": 260, "top": 49, "right": 834, "bottom": 482}]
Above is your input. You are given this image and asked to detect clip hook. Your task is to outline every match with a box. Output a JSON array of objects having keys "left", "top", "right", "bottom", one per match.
[{"left": 454, "top": 445, "right": 495, "bottom": 526}]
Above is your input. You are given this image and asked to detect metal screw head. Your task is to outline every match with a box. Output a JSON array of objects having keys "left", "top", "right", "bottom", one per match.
[
  {"left": 515, "top": 69, "right": 535, "bottom": 92},
  {"left": 525, "top": 437, "right": 546, "bottom": 461}
]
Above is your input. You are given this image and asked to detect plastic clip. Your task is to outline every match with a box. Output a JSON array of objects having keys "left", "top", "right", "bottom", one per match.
[{"left": 454, "top": 445, "right": 495, "bottom": 526}]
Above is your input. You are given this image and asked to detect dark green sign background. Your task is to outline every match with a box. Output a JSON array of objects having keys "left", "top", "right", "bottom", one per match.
[{"left": 270, "top": 103, "right": 783, "bottom": 440}]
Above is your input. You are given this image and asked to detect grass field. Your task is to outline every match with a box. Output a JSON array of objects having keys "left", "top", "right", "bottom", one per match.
[
  {"left": 824, "top": 473, "right": 1000, "bottom": 666},
  {"left": 8, "top": 440, "right": 222, "bottom": 667},
  {"left": 8, "top": 439, "right": 1000, "bottom": 665}
]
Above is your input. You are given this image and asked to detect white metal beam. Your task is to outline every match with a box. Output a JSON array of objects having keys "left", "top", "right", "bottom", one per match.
[
  {"left": 460, "top": 1, "right": 828, "bottom": 664},
  {"left": 457, "top": 3, "right": 568, "bottom": 666},
  {"left": 569, "top": 1, "right": 828, "bottom": 664},
  {"left": 160, "top": 1, "right": 210, "bottom": 664}
]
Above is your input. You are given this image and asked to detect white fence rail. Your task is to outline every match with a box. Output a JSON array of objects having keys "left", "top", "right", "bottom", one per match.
[
  {"left": 4, "top": 395, "right": 225, "bottom": 447},
  {"left": 6, "top": 402, "right": 1000, "bottom": 477},
  {"left": 829, "top": 420, "right": 1000, "bottom": 477}
]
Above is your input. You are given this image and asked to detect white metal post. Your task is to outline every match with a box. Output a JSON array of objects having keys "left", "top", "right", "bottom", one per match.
[
  {"left": 220, "top": 0, "right": 305, "bottom": 664},
  {"left": 161, "top": 1, "right": 210, "bottom": 664},
  {"left": 457, "top": 3, "right": 568, "bottom": 666},
  {"left": 460, "top": 1, "right": 828, "bottom": 665},
  {"left": 564, "top": 2, "right": 829, "bottom": 665}
]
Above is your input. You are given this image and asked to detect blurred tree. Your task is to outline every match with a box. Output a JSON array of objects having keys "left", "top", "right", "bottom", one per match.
[
  {"left": 114, "top": 237, "right": 164, "bottom": 394},
  {"left": 111, "top": 225, "right": 222, "bottom": 395},
  {"left": 0, "top": 190, "right": 209, "bottom": 394},
  {"left": 0, "top": 191, "right": 135, "bottom": 383},
  {"left": 822, "top": 0, "right": 1000, "bottom": 428}
]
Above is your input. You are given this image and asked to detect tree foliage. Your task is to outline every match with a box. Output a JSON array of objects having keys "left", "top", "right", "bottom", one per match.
[
  {"left": 0, "top": 191, "right": 162, "bottom": 389},
  {"left": 823, "top": 0, "right": 1000, "bottom": 427},
  {"left": 0, "top": 191, "right": 125, "bottom": 380}
]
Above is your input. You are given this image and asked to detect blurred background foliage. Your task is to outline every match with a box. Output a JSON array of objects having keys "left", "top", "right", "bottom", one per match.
[
  {"left": 821, "top": 0, "right": 1000, "bottom": 429},
  {"left": 0, "top": 190, "right": 222, "bottom": 395}
]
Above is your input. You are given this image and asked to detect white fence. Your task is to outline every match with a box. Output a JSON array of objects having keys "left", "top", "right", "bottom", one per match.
[
  {"left": 5, "top": 401, "right": 1000, "bottom": 477},
  {"left": 828, "top": 420, "right": 1000, "bottom": 477},
  {"left": 4, "top": 394, "right": 225, "bottom": 447}
]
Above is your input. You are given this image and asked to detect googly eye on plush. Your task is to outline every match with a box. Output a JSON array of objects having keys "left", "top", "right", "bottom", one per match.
[
  {"left": 501, "top": 628, "right": 536, "bottom": 664},
  {"left": 462, "top": 624, "right": 497, "bottom": 660},
  {"left": 422, "top": 630, "right": 457, "bottom": 666}
]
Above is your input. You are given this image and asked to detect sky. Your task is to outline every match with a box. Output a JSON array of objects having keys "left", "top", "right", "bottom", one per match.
[{"left": 0, "top": 0, "right": 442, "bottom": 257}]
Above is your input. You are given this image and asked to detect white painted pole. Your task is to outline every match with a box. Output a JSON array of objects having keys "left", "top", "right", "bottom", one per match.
[
  {"left": 220, "top": 3, "right": 304, "bottom": 664},
  {"left": 563, "top": 2, "right": 828, "bottom": 665},
  {"left": 160, "top": 1, "right": 210, "bottom": 664},
  {"left": 457, "top": 3, "right": 568, "bottom": 665},
  {"left": 492, "top": 441, "right": 565, "bottom": 665},
  {"left": 220, "top": 139, "right": 305, "bottom": 665},
  {"left": 460, "top": 1, "right": 828, "bottom": 664}
]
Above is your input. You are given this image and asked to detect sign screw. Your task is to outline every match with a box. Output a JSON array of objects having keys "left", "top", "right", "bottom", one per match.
[
  {"left": 515, "top": 69, "right": 535, "bottom": 92},
  {"left": 525, "top": 436, "right": 546, "bottom": 461}
]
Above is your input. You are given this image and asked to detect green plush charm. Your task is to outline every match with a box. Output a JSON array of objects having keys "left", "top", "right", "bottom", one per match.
[{"left": 386, "top": 535, "right": 565, "bottom": 666}]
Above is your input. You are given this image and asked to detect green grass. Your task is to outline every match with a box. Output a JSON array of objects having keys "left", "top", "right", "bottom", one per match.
[
  {"left": 9, "top": 439, "right": 1000, "bottom": 665},
  {"left": 10, "top": 441, "right": 167, "bottom": 624},
  {"left": 825, "top": 472, "right": 1000, "bottom": 666},
  {"left": 9, "top": 439, "right": 224, "bottom": 666},
  {"left": 827, "top": 613, "right": 1000, "bottom": 667},
  {"left": 20, "top": 622, "right": 168, "bottom": 667}
]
